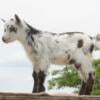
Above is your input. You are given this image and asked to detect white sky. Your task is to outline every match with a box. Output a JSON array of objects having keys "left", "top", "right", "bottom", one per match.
[{"left": 0, "top": 0, "right": 100, "bottom": 92}]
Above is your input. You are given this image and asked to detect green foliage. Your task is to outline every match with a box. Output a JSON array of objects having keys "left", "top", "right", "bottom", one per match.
[
  {"left": 48, "top": 59, "right": 100, "bottom": 95},
  {"left": 92, "top": 59, "right": 100, "bottom": 95},
  {"left": 48, "top": 65, "right": 81, "bottom": 89},
  {"left": 96, "top": 34, "right": 100, "bottom": 41}
]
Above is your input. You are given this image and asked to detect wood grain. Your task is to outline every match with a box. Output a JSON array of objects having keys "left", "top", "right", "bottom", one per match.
[{"left": 0, "top": 92, "right": 99, "bottom": 100}]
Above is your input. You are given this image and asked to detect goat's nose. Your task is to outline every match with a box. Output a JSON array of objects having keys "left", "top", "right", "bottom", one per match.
[{"left": 2, "top": 37, "right": 6, "bottom": 42}]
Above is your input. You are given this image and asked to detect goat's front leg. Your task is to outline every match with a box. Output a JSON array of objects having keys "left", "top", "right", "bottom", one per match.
[
  {"left": 32, "top": 70, "right": 46, "bottom": 93},
  {"left": 38, "top": 71, "right": 46, "bottom": 92},
  {"left": 73, "top": 51, "right": 95, "bottom": 95},
  {"left": 32, "top": 71, "right": 39, "bottom": 93},
  {"left": 32, "top": 64, "right": 47, "bottom": 93}
]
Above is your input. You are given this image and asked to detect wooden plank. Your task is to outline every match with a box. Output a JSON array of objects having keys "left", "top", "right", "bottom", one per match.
[{"left": 0, "top": 92, "right": 100, "bottom": 100}]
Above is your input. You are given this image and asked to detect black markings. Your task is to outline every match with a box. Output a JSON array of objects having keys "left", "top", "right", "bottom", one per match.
[
  {"left": 15, "top": 14, "right": 21, "bottom": 24},
  {"left": 59, "top": 32, "right": 84, "bottom": 36},
  {"left": 79, "top": 81, "right": 87, "bottom": 95},
  {"left": 65, "top": 51, "right": 68, "bottom": 53},
  {"left": 79, "top": 72, "right": 95, "bottom": 95},
  {"left": 90, "top": 44, "right": 94, "bottom": 53},
  {"left": 9, "top": 25, "right": 17, "bottom": 33},
  {"left": 69, "top": 59, "right": 75, "bottom": 64},
  {"left": 38, "top": 71, "right": 46, "bottom": 92},
  {"left": 77, "top": 39, "right": 83, "bottom": 48},
  {"left": 69, "top": 58, "right": 81, "bottom": 69},
  {"left": 31, "top": 35, "right": 34, "bottom": 41},
  {"left": 32, "top": 71, "right": 38, "bottom": 93},
  {"left": 51, "top": 33, "right": 57, "bottom": 35},
  {"left": 65, "top": 51, "right": 68, "bottom": 54},
  {"left": 56, "top": 40, "right": 59, "bottom": 43},
  {"left": 4, "top": 29, "right": 6, "bottom": 32},
  {"left": 10, "top": 18, "right": 14, "bottom": 21},
  {"left": 85, "top": 72, "right": 94, "bottom": 95},
  {"left": 26, "top": 23, "right": 40, "bottom": 35},
  {"left": 32, "top": 71, "right": 46, "bottom": 93}
]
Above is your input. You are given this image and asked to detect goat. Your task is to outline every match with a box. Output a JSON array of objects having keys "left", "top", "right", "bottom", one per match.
[{"left": 2, "top": 14, "right": 100, "bottom": 95}]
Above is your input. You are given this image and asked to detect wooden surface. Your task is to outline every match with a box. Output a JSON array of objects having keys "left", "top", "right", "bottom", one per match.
[{"left": 0, "top": 92, "right": 100, "bottom": 100}]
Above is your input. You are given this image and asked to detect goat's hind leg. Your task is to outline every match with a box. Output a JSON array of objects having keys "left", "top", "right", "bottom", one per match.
[
  {"left": 75, "top": 51, "right": 95, "bottom": 95},
  {"left": 79, "top": 81, "right": 87, "bottom": 95},
  {"left": 84, "top": 72, "right": 95, "bottom": 95},
  {"left": 75, "top": 55, "right": 95, "bottom": 95},
  {"left": 79, "top": 72, "right": 95, "bottom": 95}
]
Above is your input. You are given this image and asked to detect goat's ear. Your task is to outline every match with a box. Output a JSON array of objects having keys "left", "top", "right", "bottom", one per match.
[
  {"left": 0, "top": 18, "right": 5, "bottom": 23},
  {"left": 14, "top": 14, "right": 21, "bottom": 24}
]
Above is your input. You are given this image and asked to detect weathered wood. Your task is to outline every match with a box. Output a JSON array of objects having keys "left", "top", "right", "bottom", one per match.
[{"left": 0, "top": 92, "right": 100, "bottom": 100}]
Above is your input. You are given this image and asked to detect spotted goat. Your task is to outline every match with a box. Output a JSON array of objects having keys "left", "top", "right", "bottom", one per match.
[{"left": 2, "top": 15, "right": 100, "bottom": 95}]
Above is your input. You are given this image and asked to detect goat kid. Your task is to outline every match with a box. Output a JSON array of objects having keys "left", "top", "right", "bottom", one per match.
[{"left": 2, "top": 14, "right": 100, "bottom": 95}]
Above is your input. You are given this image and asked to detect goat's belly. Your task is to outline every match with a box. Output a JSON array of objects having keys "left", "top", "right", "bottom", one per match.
[{"left": 51, "top": 56, "right": 69, "bottom": 65}]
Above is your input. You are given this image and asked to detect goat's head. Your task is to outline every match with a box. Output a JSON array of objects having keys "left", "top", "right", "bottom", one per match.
[{"left": 2, "top": 14, "right": 25, "bottom": 43}]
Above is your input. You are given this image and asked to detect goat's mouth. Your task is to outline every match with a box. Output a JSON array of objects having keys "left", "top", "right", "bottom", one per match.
[{"left": 2, "top": 37, "right": 11, "bottom": 43}]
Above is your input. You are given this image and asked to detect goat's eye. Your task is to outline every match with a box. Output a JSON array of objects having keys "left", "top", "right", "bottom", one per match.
[{"left": 9, "top": 26, "right": 17, "bottom": 33}]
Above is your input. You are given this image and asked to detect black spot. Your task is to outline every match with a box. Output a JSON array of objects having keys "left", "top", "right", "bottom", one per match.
[
  {"left": 4, "top": 29, "right": 6, "bottom": 32},
  {"left": 65, "top": 51, "right": 68, "bottom": 53},
  {"left": 10, "top": 18, "right": 14, "bottom": 21},
  {"left": 51, "top": 33, "right": 57, "bottom": 35},
  {"left": 90, "top": 44, "right": 94, "bottom": 53},
  {"left": 31, "top": 35, "right": 34, "bottom": 41},
  {"left": 69, "top": 59, "right": 75, "bottom": 64},
  {"left": 89, "top": 72, "right": 92, "bottom": 78},
  {"left": 77, "top": 39, "right": 83, "bottom": 48},
  {"left": 56, "top": 40, "right": 59, "bottom": 43}
]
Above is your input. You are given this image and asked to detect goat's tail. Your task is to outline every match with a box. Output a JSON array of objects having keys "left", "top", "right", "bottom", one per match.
[
  {"left": 94, "top": 35, "right": 100, "bottom": 50},
  {"left": 95, "top": 41, "right": 100, "bottom": 50}
]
